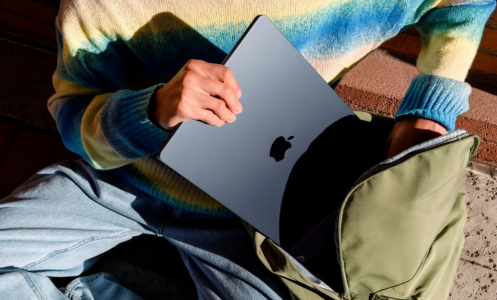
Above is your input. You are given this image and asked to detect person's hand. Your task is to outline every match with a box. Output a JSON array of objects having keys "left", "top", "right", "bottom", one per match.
[
  {"left": 384, "top": 116, "right": 447, "bottom": 159},
  {"left": 150, "top": 59, "right": 243, "bottom": 131}
]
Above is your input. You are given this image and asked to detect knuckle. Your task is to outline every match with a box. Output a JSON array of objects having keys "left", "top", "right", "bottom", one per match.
[
  {"left": 182, "top": 71, "right": 195, "bottom": 84},
  {"left": 185, "top": 60, "right": 194, "bottom": 70},
  {"left": 179, "top": 87, "right": 190, "bottom": 99},
  {"left": 185, "top": 59, "right": 201, "bottom": 70},
  {"left": 176, "top": 100, "right": 188, "bottom": 114},
  {"left": 215, "top": 100, "right": 226, "bottom": 112},
  {"left": 221, "top": 68, "right": 232, "bottom": 80},
  {"left": 206, "top": 111, "right": 217, "bottom": 123},
  {"left": 207, "top": 111, "right": 216, "bottom": 120},
  {"left": 222, "top": 86, "right": 232, "bottom": 97}
]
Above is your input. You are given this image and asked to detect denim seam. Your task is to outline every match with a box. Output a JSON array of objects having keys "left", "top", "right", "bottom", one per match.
[
  {"left": 22, "top": 230, "right": 140, "bottom": 271},
  {"left": 157, "top": 220, "right": 164, "bottom": 237},
  {"left": 19, "top": 271, "right": 45, "bottom": 300},
  {"left": 156, "top": 204, "right": 173, "bottom": 238},
  {"left": 63, "top": 273, "right": 105, "bottom": 300},
  {"left": 60, "top": 288, "right": 84, "bottom": 300}
]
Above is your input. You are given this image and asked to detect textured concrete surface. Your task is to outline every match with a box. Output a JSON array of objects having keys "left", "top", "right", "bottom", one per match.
[
  {"left": 449, "top": 163, "right": 497, "bottom": 299},
  {"left": 460, "top": 164, "right": 497, "bottom": 274},
  {"left": 450, "top": 260, "right": 497, "bottom": 300}
]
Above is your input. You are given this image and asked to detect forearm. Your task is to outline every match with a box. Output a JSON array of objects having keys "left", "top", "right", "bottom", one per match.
[
  {"left": 396, "top": 0, "right": 495, "bottom": 131},
  {"left": 49, "top": 83, "right": 169, "bottom": 170}
]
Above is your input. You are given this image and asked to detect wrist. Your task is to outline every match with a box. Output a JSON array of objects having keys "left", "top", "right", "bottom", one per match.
[
  {"left": 399, "top": 116, "right": 447, "bottom": 135},
  {"left": 149, "top": 86, "right": 176, "bottom": 132}
]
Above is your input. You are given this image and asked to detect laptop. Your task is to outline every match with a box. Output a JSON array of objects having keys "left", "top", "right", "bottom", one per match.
[{"left": 158, "top": 15, "right": 357, "bottom": 247}]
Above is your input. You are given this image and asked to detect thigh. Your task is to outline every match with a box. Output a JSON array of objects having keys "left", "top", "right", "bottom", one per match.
[
  {"left": 161, "top": 212, "right": 292, "bottom": 300},
  {"left": 0, "top": 159, "right": 168, "bottom": 277}
]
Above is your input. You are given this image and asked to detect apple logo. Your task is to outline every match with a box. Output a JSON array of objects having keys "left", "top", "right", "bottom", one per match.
[{"left": 270, "top": 136, "right": 294, "bottom": 162}]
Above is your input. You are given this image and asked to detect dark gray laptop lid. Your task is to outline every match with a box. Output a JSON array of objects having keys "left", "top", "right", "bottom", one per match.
[{"left": 158, "top": 15, "right": 355, "bottom": 245}]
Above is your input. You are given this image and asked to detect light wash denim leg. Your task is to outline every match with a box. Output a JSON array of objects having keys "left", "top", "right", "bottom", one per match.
[{"left": 0, "top": 159, "right": 291, "bottom": 300}]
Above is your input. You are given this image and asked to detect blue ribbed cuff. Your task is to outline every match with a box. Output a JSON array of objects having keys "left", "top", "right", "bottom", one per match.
[
  {"left": 395, "top": 74, "right": 471, "bottom": 131},
  {"left": 101, "top": 83, "right": 170, "bottom": 159}
]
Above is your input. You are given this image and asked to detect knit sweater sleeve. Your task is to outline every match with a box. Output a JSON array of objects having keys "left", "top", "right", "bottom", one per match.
[
  {"left": 47, "top": 8, "right": 170, "bottom": 170},
  {"left": 395, "top": 0, "right": 495, "bottom": 131}
]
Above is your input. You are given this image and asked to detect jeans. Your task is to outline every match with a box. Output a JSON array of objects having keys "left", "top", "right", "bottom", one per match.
[{"left": 0, "top": 159, "right": 291, "bottom": 299}]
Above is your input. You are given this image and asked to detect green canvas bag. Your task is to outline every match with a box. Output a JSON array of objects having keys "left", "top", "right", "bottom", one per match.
[{"left": 244, "top": 111, "right": 480, "bottom": 300}]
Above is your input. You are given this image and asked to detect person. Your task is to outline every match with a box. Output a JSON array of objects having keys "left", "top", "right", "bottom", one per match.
[{"left": 0, "top": 0, "right": 494, "bottom": 299}]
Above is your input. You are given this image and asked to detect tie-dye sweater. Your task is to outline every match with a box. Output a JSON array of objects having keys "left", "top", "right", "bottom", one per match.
[{"left": 49, "top": 0, "right": 495, "bottom": 217}]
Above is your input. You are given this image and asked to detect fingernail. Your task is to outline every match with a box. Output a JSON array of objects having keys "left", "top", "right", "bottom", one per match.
[
  {"left": 217, "top": 121, "right": 225, "bottom": 127},
  {"left": 236, "top": 104, "right": 243, "bottom": 114},
  {"left": 229, "top": 113, "right": 236, "bottom": 122},
  {"left": 236, "top": 89, "right": 242, "bottom": 98}
]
